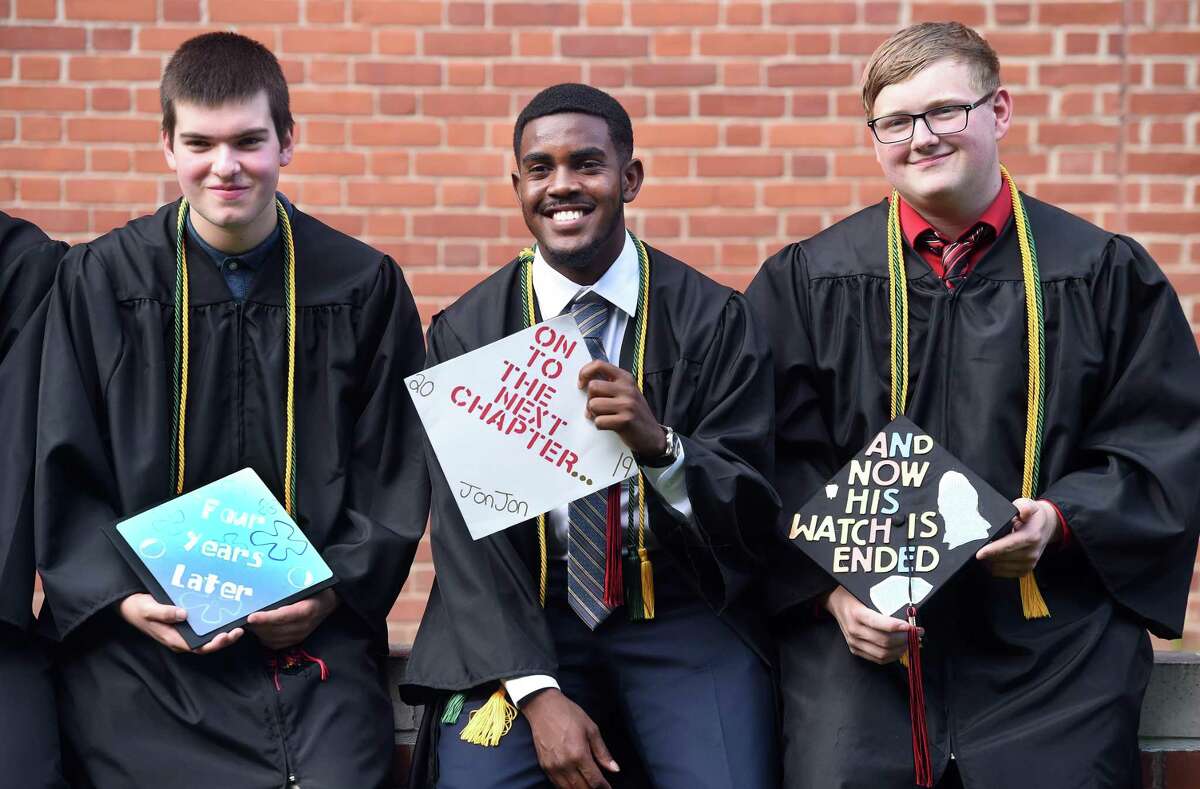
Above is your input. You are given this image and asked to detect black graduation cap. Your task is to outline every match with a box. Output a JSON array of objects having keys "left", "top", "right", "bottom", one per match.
[{"left": 789, "top": 416, "right": 1017, "bottom": 619}]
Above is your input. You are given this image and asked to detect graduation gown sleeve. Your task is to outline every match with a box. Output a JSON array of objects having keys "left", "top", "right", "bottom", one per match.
[
  {"left": 1038, "top": 235, "right": 1200, "bottom": 639},
  {"left": 314, "top": 258, "right": 431, "bottom": 637},
  {"left": 402, "top": 312, "right": 557, "bottom": 700},
  {"left": 743, "top": 245, "right": 840, "bottom": 614},
  {"left": 656, "top": 291, "right": 780, "bottom": 613},
  {"left": 34, "top": 246, "right": 145, "bottom": 640}
]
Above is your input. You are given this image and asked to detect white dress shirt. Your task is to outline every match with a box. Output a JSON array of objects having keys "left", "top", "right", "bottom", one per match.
[{"left": 504, "top": 230, "right": 693, "bottom": 706}]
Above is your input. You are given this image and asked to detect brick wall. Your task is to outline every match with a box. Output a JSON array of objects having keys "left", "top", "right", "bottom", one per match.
[{"left": 2, "top": 0, "right": 1198, "bottom": 647}]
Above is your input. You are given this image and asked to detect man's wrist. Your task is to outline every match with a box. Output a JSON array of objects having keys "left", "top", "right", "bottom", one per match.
[{"left": 636, "top": 425, "right": 677, "bottom": 468}]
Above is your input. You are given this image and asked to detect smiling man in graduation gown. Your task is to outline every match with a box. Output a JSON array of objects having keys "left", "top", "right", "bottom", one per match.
[
  {"left": 0, "top": 212, "right": 70, "bottom": 789},
  {"left": 402, "top": 83, "right": 779, "bottom": 789},
  {"left": 746, "top": 22, "right": 1200, "bottom": 789},
  {"left": 34, "top": 33, "right": 429, "bottom": 788}
]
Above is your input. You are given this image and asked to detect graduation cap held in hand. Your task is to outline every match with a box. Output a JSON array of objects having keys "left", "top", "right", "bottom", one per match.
[{"left": 788, "top": 416, "right": 1017, "bottom": 786}]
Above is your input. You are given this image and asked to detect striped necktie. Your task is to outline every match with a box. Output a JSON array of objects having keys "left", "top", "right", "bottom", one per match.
[
  {"left": 566, "top": 294, "right": 615, "bottom": 629},
  {"left": 918, "top": 222, "right": 995, "bottom": 290}
]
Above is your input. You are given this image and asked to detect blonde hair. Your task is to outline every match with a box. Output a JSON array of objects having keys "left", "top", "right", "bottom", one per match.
[{"left": 861, "top": 22, "right": 1000, "bottom": 116}]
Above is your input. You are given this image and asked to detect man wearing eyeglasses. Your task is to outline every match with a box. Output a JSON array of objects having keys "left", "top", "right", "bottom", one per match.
[{"left": 747, "top": 21, "right": 1200, "bottom": 789}]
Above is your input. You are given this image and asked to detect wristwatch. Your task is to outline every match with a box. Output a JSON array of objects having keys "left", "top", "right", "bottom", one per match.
[{"left": 638, "top": 425, "right": 679, "bottom": 469}]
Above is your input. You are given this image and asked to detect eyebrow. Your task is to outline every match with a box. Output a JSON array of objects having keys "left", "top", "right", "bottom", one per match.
[
  {"left": 520, "top": 145, "right": 610, "bottom": 166},
  {"left": 178, "top": 127, "right": 271, "bottom": 141}
]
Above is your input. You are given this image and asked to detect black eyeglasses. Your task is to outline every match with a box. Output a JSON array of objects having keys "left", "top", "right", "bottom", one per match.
[{"left": 867, "top": 91, "right": 996, "bottom": 144}]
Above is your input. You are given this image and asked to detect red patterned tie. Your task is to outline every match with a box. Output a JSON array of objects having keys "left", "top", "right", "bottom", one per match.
[{"left": 918, "top": 222, "right": 995, "bottom": 290}]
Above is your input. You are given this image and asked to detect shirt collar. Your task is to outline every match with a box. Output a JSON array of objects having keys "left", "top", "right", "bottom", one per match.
[
  {"left": 185, "top": 191, "right": 293, "bottom": 272},
  {"left": 531, "top": 230, "right": 640, "bottom": 320},
  {"left": 898, "top": 176, "right": 1013, "bottom": 248}
]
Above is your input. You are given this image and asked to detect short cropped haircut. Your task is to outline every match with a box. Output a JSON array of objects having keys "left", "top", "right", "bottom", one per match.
[
  {"left": 861, "top": 22, "right": 1001, "bottom": 116},
  {"left": 161, "top": 32, "right": 294, "bottom": 144},
  {"left": 513, "top": 83, "right": 634, "bottom": 163}
]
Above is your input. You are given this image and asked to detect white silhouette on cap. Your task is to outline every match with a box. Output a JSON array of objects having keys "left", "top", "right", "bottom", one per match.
[{"left": 938, "top": 470, "right": 991, "bottom": 550}]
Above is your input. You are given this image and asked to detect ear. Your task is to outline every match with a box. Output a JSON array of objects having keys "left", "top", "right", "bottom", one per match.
[
  {"left": 991, "top": 87, "right": 1013, "bottom": 142},
  {"left": 621, "top": 156, "right": 645, "bottom": 203},
  {"left": 511, "top": 169, "right": 521, "bottom": 200},
  {"left": 162, "top": 128, "right": 177, "bottom": 171},
  {"left": 278, "top": 124, "right": 296, "bottom": 167}
]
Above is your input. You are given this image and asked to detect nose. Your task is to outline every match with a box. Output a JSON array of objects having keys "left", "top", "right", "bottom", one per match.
[
  {"left": 546, "top": 165, "right": 578, "bottom": 198},
  {"left": 211, "top": 144, "right": 241, "bottom": 179},
  {"left": 910, "top": 116, "right": 941, "bottom": 150}
]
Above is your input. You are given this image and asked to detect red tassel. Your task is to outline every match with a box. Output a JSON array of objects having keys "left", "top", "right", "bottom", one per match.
[
  {"left": 602, "top": 484, "right": 624, "bottom": 608},
  {"left": 906, "top": 606, "right": 933, "bottom": 788}
]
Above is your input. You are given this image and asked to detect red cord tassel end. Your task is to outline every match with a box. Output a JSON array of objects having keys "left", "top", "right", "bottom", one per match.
[
  {"left": 906, "top": 606, "right": 933, "bottom": 788},
  {"left": 602, "top": 484, "right": 624, "bottom": 608}
]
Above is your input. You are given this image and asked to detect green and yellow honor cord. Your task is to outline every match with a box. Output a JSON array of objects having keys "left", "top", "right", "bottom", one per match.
[
  {"left": 170, "top": 197, "right": 299, "bottom": 518},
  {"left": 447, "top": 235, "right": 654, "bottom": 745},
  {"left": 886, "top": 165, "right": 1049, "bottom": 619}
]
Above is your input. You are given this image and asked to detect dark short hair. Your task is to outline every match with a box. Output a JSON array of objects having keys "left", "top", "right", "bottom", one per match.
[
  {"left": 513, "top": 83, "right": 634, "bottom": 163},
  {"left": 161, "top": 32, "right": 294, "bottom": 144}
]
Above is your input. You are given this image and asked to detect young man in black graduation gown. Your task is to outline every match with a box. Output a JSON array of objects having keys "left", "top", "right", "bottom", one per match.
[
  {"left": 34, "top": 33, "right": 429, "bottom": 788},
  {"left": 746, "top": 22, "right": 1200, "bottom": 789},
  {"left": 0, "top": 212, "right": 70, "bottom": 789},
  {"left": 402, "top": 84, "right": 779, "bottom": 789}
]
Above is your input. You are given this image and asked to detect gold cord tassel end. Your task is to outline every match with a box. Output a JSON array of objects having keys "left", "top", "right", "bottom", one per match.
[{"left": 459, "top": 689, "right": 518, "bottom": 747}]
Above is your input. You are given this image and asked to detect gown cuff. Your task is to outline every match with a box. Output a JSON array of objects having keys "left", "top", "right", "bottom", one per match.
[
  {"left": 1038, "top": 498, "right": 1071, "bottom": 549},
  {"left": 503, "top": 674, "right": 560, "bottom": 706}
]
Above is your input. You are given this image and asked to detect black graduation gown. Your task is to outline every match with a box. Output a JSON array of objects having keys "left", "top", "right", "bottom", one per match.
[
  {"left": 400, "top": 246, "right": 779, "bottom": 777},
  {"left": 34, "top": 201, "right": 430, "bottom": 789},
  {"left": 0, "top": 212, "right": 70, "bottom": 789},
  {"left": 745, "top": 196, "right": 1200, "bottom": 789}
]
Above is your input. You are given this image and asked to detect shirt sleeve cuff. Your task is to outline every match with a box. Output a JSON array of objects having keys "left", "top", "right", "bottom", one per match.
[
  {"left": 1038, "top": 498, "right": 1071, "bottom": 548},
  {"left": 503, "top": 674, "right": 560, "bottom": 706},
  {"left": 641, "top": 436, "right": 692, "bottom": 521}
]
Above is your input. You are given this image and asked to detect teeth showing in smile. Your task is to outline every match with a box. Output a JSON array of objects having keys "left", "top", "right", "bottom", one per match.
[{"left": 552, "top": 210, "right": 583, "bottom": 223}]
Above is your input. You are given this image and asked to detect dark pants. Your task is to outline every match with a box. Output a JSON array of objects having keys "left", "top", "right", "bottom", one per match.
[
  {"left": 0, "top": 625, "right": 68, "bottom": 789},
  {"left": 437, "top": 560, "right": 777, "bottom": 789}
]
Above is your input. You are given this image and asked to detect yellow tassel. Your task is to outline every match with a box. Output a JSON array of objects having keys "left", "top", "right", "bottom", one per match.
[
  {"left": 899, "top": 652, "right": 910, "bottom": 669},
  {"left": 639, "top": 547, "right": 655, "bottom": 620},
  {"left": 1019, "top": 572, "right": 1050, "bottom": 619},
  {"left": 459, "top": 689, "right": 517, "bottom": 747}
]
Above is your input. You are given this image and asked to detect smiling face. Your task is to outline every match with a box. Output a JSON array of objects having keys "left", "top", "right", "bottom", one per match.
[
  {"left": 871, "top": 58, "right": 1011, "bottom": 221},
  {"left": 162, "top": 90, "right": 294, "bottom": 252},
  {"left": 512, "top": 112, "right": 643, "bottom": 284}
]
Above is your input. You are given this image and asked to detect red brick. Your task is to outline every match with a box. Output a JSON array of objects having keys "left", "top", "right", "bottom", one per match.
[
  {"left": 92, "top": 28, "right": 133, "bottom": 50},
  {"left": 1150, "top": 122, "right": 1185, "bottom": 145},
  {"left": 351, "top": 0, "right": 442, "bottom": 23},
  {"left": 11, "top": 208, "right": 88, "bottom": 233},
  {"left": 1032, "top": 182, "right": 1120, "bottom": 205},
  {"left": 699, "top": 94, "right": 786, "bottom": 117},
  {"left": 494, "top": 63, "right": 583, "bottom": 87},
  {"left": 413, "top": 214, "right": 504, "bottom": 238},
  {"left": 425, "top": 32, "right": 511, "bottom": 57},
  {"left": 448, "top": 63, "right": 486, "bottom": 86},
  {"left": 291, "top": 90, "right": 374, "bottom": 115},
  {"left": 911, "top": 2, "right": 986, "bottom": 25},
  {"left": 307, "top": 0, "right": 343, "bottom": 22},
  {"left": 653, "top": 33, "right": 692, "bottom": 57},
  {"left": 764, "top": 184, "right": 853, "bottom": 207},
  {"left": 725, "top": 124, "right": 761, "bottom": 146},
  {"left": 724, "top": 62, "right": 761, "bottom": 87},
  {"left": 587, "top": 2, "right": 623, "bottom": 25},
  {"left": 423, "top": 93, "right": 510, "bottom": 117},
  {"left": 0, "top": 86, "right": 86, "bottom": 111},
  {"left": 864, "top": 2, "right": 899, "bottom": 23},
  {"left": 689, "top": 214, "right": 778, "bottom": 238},
  {"left": 768, "top": 64, "right": 855, "bottom": 87},
  {"left": 1039, "top": 2, "right": 1123, "bottom": 25},
  {"left": 441, "top": 183, "right": 481, "bottom": 207},
  {"left": 795, "top": 155, "right": 831, "bottom": 177},
  {"left": 415, "top": 153, "right": 505, "bottom": 177},
  {"left": 309, "top": 60, "right": 349, "bottom": 85},
  {"left": 792, "top": 93, "right": 831, "bottom": 116},
  {"left": 210, "top": 0, "right": 297, "bottom": 21},
  {"left": 65, "top": 0, "right": 155, "bottom": 20},
  {"left": 66, "top": 178, "right": 157, "bottom": 203},
  {"left": 995, "top": 3, "right": 1031, "bottom": 24},
  {"left": 726, "top": 3, "right": 763, "bottom": 24},
  {"left": 91, "top": 150, "right": 131, "bottom": 173},
  {"left": 163, "top": 0, "right": 201, "bottom": 20},
  {"left": 67, "top": 117, "right": 158, "bottom": 142},
  {"left": 631, "top": 2, "right": 719, "bottom": 25},
  {"left": 448, "top": 3, "right": 485, "bottom": 24},
  {"left": 1127, "top": 153, "right": 1200, "bottom": 175},
  {"left": 769, "top": 123, "right": 864, "bottom": 148},
  {"left": 561, "top": 34, "right": 649, "bottom": 58},
  {"left": 369, "top": 153, "right": 409, "bottom": 176},
  {"left": 494, "top": 2, "right": 580, "bottom": 25},
  {"left": 20, "top": 177, "right": 59, "bottom": 201},
  {"left": 21, "top": 115, "right": 61, "bottom": 141},
  {"left": 838, "top": 32, "right": 889, "bottom": 55},
  {"left": 0, "top": 26, "right": 87, "bottom": 50},
  {"left": 69, "top": 56, "right": 161, "bottom": 82},
  {"left": 1039, "top": 63, "right": 1124, "bottom": 86},
  {"left": 283, "top": 29, "right": 371, "bottom": 54},
  {"left": 1153, "top": 63, "right": 1188, "bottom": 86},
  {"left": 19, "top": 55, "right": 60, "bottom": 80},
  {"left": 645, "top": 154, "right": 690, "bottom": 176},
  {"left": 380, "top": 93, "right": 418, "bottom": 115},
  {"left": 355, "top": 62, "right": 442, "bottom": 86},
  {"left": 91, "top": 87, "right": 132, "bottom": 112},
  {"left": 519, "top": 32, "right": 555, "bottom": 56},
  {"left": 987, "top": 32, "right": 1054, "bottom": 56},
  {"left": 1038, "top": 123, "right": 1121, "bottom": 146},
  {"left": 1125, "top": 212, "right": 1200, "bottom": 234},
  {"left": 697, "top": 155, "right": 785, "bottom": 177},
  {"left": 771, "top": 2, "right": 857, "bottom": 24},
  {"left": 138, "top": 27, "right": 220, "bottom": 52},
  {"left": 288, "top": 152, "right": 366, "bottom": 176},
  {"left": 1129, "top": 32, "right": 1200, "bottom": 54},
  {"left": 637, "top": 122, "right": 719, "bottom": 147},
  {"left": 632, "top": 63, "right": 717, "bottom": 87},
  {"left": 17, "top": 0, "right": 55, "bottom": 18},
  {"left": 351, "top": 121, "right": 440, "bottom": 146},
  {"left": 379, "top": 32, "right": 417, "bottom": 55},
  {"left": 699, "top": 32, "right": 789, "bottom": 56},
  {"left": 589, "top": 65, "right": 628, "bottom": 88},
  {"left": 1129, "top": 92, "right": 1200, "bottom": 115}
]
